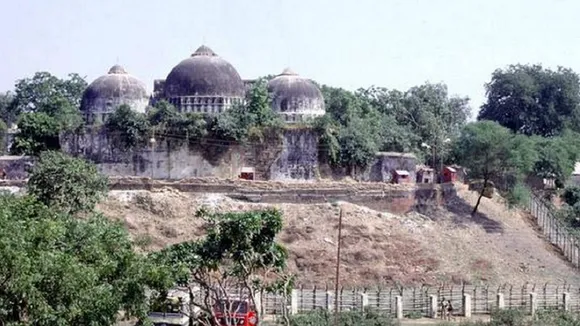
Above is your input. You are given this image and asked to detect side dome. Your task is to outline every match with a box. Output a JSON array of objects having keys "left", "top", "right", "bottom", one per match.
[
  {"left": 267, "top": 68, "right": 325, "bottom": 123},
  {"left": 81, "top": 65, "right": 149, "bottom": 124},
  {"left": 164, "top": 45, "right": 245, "bottom": 98}
]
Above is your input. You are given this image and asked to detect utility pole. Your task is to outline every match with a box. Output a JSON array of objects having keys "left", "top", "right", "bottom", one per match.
[{"left": 334, "top": 207, "right": 343, "bottom": 326}]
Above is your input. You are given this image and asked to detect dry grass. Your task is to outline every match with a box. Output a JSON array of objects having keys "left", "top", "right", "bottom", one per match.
[{"left": 97, "top": 183, "right": 580, "bottom": 287}]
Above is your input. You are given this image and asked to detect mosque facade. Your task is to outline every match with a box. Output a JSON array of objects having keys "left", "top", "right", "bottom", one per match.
[{"left": 80, "top": 45, "right": 326, "bottom": 124}]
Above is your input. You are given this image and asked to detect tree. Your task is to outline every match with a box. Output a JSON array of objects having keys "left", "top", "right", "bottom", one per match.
[
  {"left": 357, "top": 83, "right": 471, "bottom": 165},
  {"left": 10, "top": 72, "right": 87, "bottom": 117},
  {"left": 10, "top": 112, "right": 61, "bottom": 155},
  {"left": 563, "top": 186, "right": 580, "bottom": 207},
  {"left": 148, "top": 100, "right": 208, "bottom": 145},
  {"left": 0, "top": 91, "right": 15, "bottom": 124},
  {"left": 0, "top": 193, "right": 165, "bottom": 326},
  {"left": 533, "top": 131, "right": 579, "bottom": 187},
  {"left": 479, "top": 64, "right": 580, "bottom": 136},
  {"left": 27, "top": 151, "right": 108, "bottom": 215},
  {"left": 454, "top": 121, "right": 514, "bottom": 214},
  {"left": 0, "top": 118, "right": 6, "bottom": 153},
  {"left": 336, "top": 116, "right": 380, "bottom": 176},
  {"left": 0, "top": 154, "right": 166, "bottom": 325},
  {"left": 212, "top": 79, "right": 282, "bottom": 143},
  {"left": 105, "top": 104, "right": 150, "bottom": 150},
  {"left": 151, "top": 208, "right": 295, "bottom": 326}
]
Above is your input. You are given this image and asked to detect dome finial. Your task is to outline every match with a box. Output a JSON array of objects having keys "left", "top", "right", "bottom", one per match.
[
  {"left": 280, "top": 68, "right": 298, "bottom": 76},
  {"left": 108, "top": 64, "right": 127, "bottom": 74},
  {"left": 192, "top": 45, "right": 217, "bottom": 57}
]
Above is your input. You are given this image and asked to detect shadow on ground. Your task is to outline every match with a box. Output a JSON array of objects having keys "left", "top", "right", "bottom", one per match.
[
  {"left": 415, "top": 192, "right": 504, "bottom": 234},
  {"left": 444, "top": 196, "right": 504, "bottom": 234}
]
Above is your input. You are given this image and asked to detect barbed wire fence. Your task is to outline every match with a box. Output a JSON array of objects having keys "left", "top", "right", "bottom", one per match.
[
  {"left": 529, "top": 191, "right": 580, "bottom": 268},
  {"left": 233, "top": 283, "right": 580, "bottom": 318}
]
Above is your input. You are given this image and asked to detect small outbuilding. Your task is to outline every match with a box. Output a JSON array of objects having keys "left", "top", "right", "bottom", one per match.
[
  {"left": 392, "top": 170, "right": 412, "bottom": 184},
  {"left": 441, "top": 166, "right": 457, "bottom": 183},
  {"left": 416, "top": 167, "right": 435, "bottom": 184},
  {"left": 239, "top": 167, "right": 255, "bottom": 180}
]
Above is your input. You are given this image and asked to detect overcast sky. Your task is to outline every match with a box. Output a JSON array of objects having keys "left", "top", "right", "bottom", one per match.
[{"left": 2, "top": 0, "right": 580, "bottom": 117}]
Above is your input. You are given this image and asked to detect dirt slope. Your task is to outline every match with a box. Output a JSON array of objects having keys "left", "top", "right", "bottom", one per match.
[{"left": 98, "top": 184, "right": 580, "bottom": 287}]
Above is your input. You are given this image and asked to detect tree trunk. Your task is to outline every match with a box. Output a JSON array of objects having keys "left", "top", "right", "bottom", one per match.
[{"left": 472, "top": 178, "right": 488, "bottom": 215}]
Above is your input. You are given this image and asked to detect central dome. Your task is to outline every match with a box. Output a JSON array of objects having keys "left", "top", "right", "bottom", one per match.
[{"left": 163, "top": 45, "right": 245, "bottom": 98}]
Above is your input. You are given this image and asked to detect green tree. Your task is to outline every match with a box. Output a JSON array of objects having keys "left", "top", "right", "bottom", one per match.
[
  {"left": 454, "top": 121, "right": 514, "bottom": 214},
  {"left": 337, "top": 116, "right": 380, "bottom": 176},
  {"left": 27, "top": 151, "right": 108, "bottom": 215},
  {"left": 105, "top": 104, "right": 150, "bottom": 150},
  {"left": 563, "top": 186, "right": 580, "bottom": 206},
  {"left": 533, "top": 133, "right": 579, "bottom": 187},
  {"left": 5, "top": 72, "right": 87, "bottom": 153},
  {"left": 0, "top": 152, "right": 167, "bottom": 325},
  {"left": 10, "top": 72, "right": 87, "bottom": 117},
  {"left": 0, "top": 118, "right": 7, "bottom": 153},
  {"left": 0, "top": 193, "right": 165, "bottom": 326},
  {"left": 479, "top": 64, "right": 580, "bottom": 136},
  {"left": 0, "top": 91, "right": 15, "bottom": 124},
  {"left": 148, "top": 100, "right": 208, "bottom": 145},
  {"left": 10, "top": 112, "right": 61, "bottom": 155},
  {"left": 151, "top": 208, "right": 295, "bottom": 325},
  {"left": 357, "top": 83, "right": 470, "bottom": 165},
  {"left": 212, "top": 79, "right": 282, "bottom": 143}
]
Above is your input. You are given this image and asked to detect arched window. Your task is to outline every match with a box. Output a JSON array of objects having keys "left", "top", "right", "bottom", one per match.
[{"left": 280, "top": 99, "right": 289, "bottom": 112}]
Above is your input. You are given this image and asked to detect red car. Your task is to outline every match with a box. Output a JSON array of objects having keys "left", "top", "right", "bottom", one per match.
[{"left": 212, "top": 299, "right": 258, "bottom": 326}]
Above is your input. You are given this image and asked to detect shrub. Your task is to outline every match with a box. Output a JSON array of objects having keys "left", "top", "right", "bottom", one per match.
[
  {"left": 288, "top": 309, "right": 397, "bottom": 326},
  {"left": 489, "top": 308, "right": 527, "bottom": 326}
]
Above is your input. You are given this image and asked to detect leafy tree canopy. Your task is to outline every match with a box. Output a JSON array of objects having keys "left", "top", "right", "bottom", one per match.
[
  {"left": 105, "top": 104, "right": 151, "bottom": 150},
  {"left": 0, "top": 193, "right": 164, "bottom": 326},
  {"left": 10, "top": 72, "right": 87, "bottom": 118},
  {"left": 10, "top": 112, "right": 61, "bottom": 156},
  {"left": 148, "top": 100, "right": 208, "bottom": 143},
  {"left": 150, "top": 208, "right": 294, "bottom": 324},
  {"left": 315, "top": 82, "right": 470, "bottom": 173},
  {"left": 211, "top": 79, "right": 283, "bottom": 143},
  {"left": 478, "top": 64, "right": 580, "bottom": 136},
  {"left": 454, "top": 120, "right": 515, "bottom": 214},
  {"left": 0, "top": 91, "right": 15, "bottom": 124},
  {"left": 532, "top": 132, "right": 580, "bottom": 187},
  {"left": 27, "top": 150, "right": 109, "bottom": 215},
  {"left": 0, "top": 152, "right": 167, "bottom": 325}
]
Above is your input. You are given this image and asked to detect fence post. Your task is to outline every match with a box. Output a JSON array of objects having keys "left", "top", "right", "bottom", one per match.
[
  {"left": 395, "top": 295, "right": 403, "bottom": 319},
  {"left": 290, "top": 289, "right": 299, "bottom": 315},
  {"left": 462, "top": 293, "right": 472, "bottom": 318},
  {"left": 529, "top": 293, "right": 537, "bottom": 316},
  {"left": 255, "top": 292, "right": 263, "bottom": 317},
  {"left": 429, "top": 295, "right": 438, "bottom": 318},
  {"left": 563, "top": 292, "right": 570, "bottom": 312},
  {"left": 360, "top": 293, "right": 368, "bottom": 312},
  {"left": 496, "top": 293, "right": 505, "bottom": 310},
  {"left": 326, "top": 291, "right": 334, "bottom": 311}
]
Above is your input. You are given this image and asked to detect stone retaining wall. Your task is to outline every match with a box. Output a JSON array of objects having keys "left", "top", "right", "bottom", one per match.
[{"left": 0, "top": 177, "right": 456, "bottom": 215}]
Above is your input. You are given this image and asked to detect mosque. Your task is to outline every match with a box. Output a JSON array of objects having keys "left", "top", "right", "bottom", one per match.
[
  {"left": 80, "top": 45, "right": 326, "bottom": 125},
  {"left": 70, "top": 44, "right": 415, "bottom": 182}
]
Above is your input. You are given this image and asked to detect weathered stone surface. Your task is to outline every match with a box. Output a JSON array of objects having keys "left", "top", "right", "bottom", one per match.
[
  {"left": 60, "top": 128, "right": 321, "bottom": 182},
  {"left": 0, "top": 156, "right": 34, "bottom": 180}
]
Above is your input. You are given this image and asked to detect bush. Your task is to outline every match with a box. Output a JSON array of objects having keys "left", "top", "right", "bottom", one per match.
[
  {"left": 489, "top": 308, "right": 528, "bottom": 326},
  {"left": 506, "top": 182, "right": 531, "bottom": 208},
  {"left": 288, "top": 309, "right": 397, "bottom": 326},
  {"left": 532, "top": 309, "right": 580, "bottom": 326},
  {"left": 27, "top": 150, "right": 108, "bottom": 215}
]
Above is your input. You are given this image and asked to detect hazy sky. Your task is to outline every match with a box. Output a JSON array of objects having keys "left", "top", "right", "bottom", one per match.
[{"left": 2, "top": 0, "right": 580, "bottom": 117}]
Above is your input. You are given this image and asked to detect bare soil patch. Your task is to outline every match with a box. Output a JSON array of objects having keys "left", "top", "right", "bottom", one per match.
[{"left": 97, "top": 183, "right": 580, "bottom": 287}]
